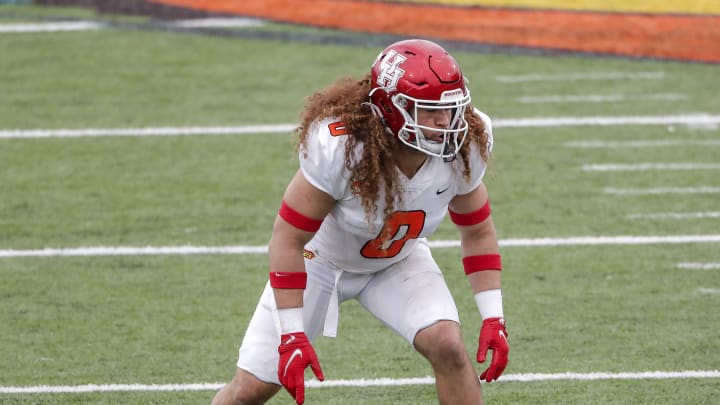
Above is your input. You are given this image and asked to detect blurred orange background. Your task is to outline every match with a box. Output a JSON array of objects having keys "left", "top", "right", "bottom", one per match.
[{"left": 151, "top": 0, "right": 720, "bottom": 63}]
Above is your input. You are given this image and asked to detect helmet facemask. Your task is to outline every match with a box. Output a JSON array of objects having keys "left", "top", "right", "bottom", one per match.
[{"left": 391, "top": 89, "right": 471, "bottom": 159}]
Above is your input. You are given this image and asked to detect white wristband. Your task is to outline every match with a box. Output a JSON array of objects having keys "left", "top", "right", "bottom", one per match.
[
  {"left": 474, "top": 289, "right": 504, "bottom": 320},
  {"left": 277, "top": 307, "right": 304, "bottom": 334}
]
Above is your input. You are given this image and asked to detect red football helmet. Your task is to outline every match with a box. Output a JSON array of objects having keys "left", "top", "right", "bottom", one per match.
[{"left": 369, "top": 39, "right": 471, "bottom": 159}]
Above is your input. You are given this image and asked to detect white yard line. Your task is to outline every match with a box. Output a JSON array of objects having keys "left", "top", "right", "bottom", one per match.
[
  {"left": 698, "top": 288, "right": 720, "bottom": 295},
  {"left": 678, "top": 262, "right": 720, "bottom": 270},
  {"left": 583, "top": 163, "right": 720, "bottom": 172},
  {"left": 3, "top": 114, "right": 720, "bottom": 139},
  {"left": 628, "top": 212, "right": 720, "bottom": 220},
  {"left": 564, "top": 140, "right": 720, "bottom": 148},
  {"left": 0, "top": 245, "right": 267, "bottom": 257},
  {"left": 496, "top": 114, "right": 720, "bottom": 128},
  {"left": 518, "top": 93, "right": 687, "bottom": 104},
  {"left": 168, "top": 18, "right": 266, "bottom": 28},
  {"left": 0, "top": 18, "right": 265, "bottom": 34},
  {"left": 494, "top": 71, "right": 665, "bottom": 83},
  {"left": 2, "top": 235, "right": 720, "bottom": 258},
  {"left": 1, "top": 370, "right": 718, "bottom": 393},
  {"left": 605, "top": 187, "right": 720, "bottom": 195},
  {"left": 0, "top": 21, "right": 103, "bottom": 33},
  {"left": 0, "top": 124, "right": 297, "bottom": 139}
]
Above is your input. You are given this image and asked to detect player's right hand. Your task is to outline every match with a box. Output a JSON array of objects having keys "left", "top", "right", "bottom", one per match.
[{"left": 278, "top": 332, "right": 324, "bottom": 404}]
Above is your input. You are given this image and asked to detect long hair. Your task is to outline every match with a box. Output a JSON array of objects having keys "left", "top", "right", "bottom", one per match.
[{"left": 297, "top": 74, "right": 490, "bottom": 225}]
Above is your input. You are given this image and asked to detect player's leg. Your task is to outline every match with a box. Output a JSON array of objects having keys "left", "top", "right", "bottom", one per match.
[
  {"left": 211, "top": 257, "right": 336, "bottom": 405},
  {"left": 414, "top": 320, "right": 484, "bottom": 405},
  {"left": 211, "top": 367, "right": 279, "bottom": 405},
  {"left": 357, "top": 242, "right": 483, "bottom": 404},
  {"left": 211, "top": 284, "right": 282, "bottom": 405}
]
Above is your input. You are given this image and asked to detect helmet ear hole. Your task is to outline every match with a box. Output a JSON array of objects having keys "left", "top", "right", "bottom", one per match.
[{"left": 375, "top": 93, "right": 394, "bottom": 115}]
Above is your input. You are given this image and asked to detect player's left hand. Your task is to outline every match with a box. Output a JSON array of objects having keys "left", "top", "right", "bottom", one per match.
[{"left": 476, "top": 317, "right": 509, "bottom": 382}]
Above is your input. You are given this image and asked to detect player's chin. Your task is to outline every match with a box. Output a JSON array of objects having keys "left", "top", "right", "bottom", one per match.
[{"left": 424, "top": 132, "right": 444, "bottom": 143}]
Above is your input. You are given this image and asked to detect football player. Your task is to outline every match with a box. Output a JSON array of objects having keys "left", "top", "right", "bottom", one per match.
[{"left": 212, "top": 38, "right": 508, "bottom": 405}]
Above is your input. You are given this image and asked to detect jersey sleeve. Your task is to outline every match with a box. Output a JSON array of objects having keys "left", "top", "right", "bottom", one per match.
[
  {"left": 456, "top": 109, "right": 494, "bottom": 195},
  {"left": 299, "top": 118, "right": 352, "bottom": 199}
]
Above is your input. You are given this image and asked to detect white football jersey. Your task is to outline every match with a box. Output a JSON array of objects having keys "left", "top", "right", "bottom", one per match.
[{"left": 301, "top": 110, "right": 493, "bottom": 273}]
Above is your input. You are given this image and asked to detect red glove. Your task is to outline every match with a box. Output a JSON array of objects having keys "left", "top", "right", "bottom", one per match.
[
  {"left": 278, "top": 332, "right": 324, "bottom": 404},
  {"left": 477, "top": 317, "right": 509, "bottom": 382}
]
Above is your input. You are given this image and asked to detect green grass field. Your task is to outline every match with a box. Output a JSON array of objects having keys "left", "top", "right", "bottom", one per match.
[{"left": 1, "top": 4, "right": 719, "bottom": 404}]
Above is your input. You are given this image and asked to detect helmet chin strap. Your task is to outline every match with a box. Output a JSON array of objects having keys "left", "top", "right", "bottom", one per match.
[
  {"left": 415, "top": 128, "right": 446, "bottom": 153},
  {"left": 442, "top": 141, "right": 457, "bottom": 162},
  {"left": 400, "top": 128, "right": 459, "bottom": 161},
  {"left": 362, "top": 100, "right": 384, "bottom": 118},
  {"left": 363, "top": 100, "right": 392, "bottom": 133},
  {"left": 415, "top": 126, "right": 459, "bottom": 161}
]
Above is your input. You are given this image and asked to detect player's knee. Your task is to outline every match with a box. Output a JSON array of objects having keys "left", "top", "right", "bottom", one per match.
[
  {"left": 223, "top": 384, "right": 258, "bottom": 405},
  {"left": 215, "top": 370, "right": 279, "bottom": 405},
  {"left": 432, "top": 338, "right": 469, "bottom": 370},
  {"left": 415, "top": 321, "right": 468, "bottom": 368},
  {"left": 220, "top": 385, "right": 269, "bottom": 405}
]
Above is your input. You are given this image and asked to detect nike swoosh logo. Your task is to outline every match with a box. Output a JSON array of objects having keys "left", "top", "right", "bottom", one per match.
[
  {"left": 436, "top": 187, "right": 449, "bottom": 195},
  {"left": 499, "top": 330, "right": 507, "bottom": 340},
  {"left": 283, "top": 335, "right": 296, "bottom": 345},
  {"left": 284, "top": 349, "right": 303, "bottom": 377}
]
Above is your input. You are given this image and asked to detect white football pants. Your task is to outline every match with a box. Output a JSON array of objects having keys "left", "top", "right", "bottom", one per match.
[{"left": 235, "top": 241, "right": 460, "bottom": 384}]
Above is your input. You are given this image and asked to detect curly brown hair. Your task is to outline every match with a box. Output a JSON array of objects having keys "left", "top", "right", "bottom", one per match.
[{"left": 297, "top": 74, "right": 490, "bottom": 225}]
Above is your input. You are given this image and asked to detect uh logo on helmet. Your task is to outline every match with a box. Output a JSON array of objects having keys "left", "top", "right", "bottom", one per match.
[{"left": 369, "top": 39, "right": 472, "bottom": 160}]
